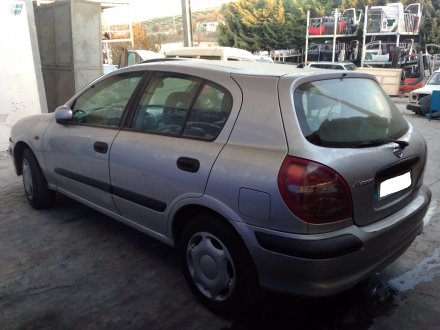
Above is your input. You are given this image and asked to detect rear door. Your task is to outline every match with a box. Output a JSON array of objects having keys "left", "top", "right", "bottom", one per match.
[
  {"left": 279, "top": 73, "right": 427, "bottom": 227},
  {"left": 109, "top": 71, "right": 241, "bottom": 233}
]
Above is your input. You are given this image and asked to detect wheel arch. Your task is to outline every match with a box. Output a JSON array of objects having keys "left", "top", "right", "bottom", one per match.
[
  {"left": 171, "top": 203, "right": 254, "bottom": 262},
  {"left": 174, "top": 202, "right": 261, "bottom": 315},
  {"left": 12, "top": 141, "right": 32, "bottom": 175},
  {"left": 172, "top": 205, "right": 229, "bottom": 245}
]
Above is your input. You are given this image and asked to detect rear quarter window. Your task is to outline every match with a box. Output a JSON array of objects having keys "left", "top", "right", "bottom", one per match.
[{"left": 293, "top": 78, "right": 409, "bottom": 147}]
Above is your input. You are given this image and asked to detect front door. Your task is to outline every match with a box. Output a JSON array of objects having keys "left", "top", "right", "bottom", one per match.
[{"left": 43, "top": 72, "right": 144, "bottom": 213}]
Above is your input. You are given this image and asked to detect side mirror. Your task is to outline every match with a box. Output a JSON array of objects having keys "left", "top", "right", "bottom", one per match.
[{"left": 55, "top": 105, "right": 73, "bottom": 123}]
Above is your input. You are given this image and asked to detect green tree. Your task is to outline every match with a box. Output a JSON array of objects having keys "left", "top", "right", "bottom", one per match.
[
  {"left": 132, "top": 23, "right": 161, "bottom": 50},
  {"left": 218, "top": 0, "right": 302, "bottom": 52},
  {"left": 109, "top": 23, "right": 163, "bottom": 66},
  {"left": 413, "top": 0, "right": 440, "bottom": 47},
  {"left": 217, "top": 0, "right": 440, "bottom": 53}
]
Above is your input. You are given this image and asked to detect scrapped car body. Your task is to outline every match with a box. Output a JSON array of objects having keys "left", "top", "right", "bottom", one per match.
[
  {"left": 407, "top": 69, "right": 440, "bottom": 114},
  {"left": 9, "top": 60, "right": 431, "bottom": 316}
]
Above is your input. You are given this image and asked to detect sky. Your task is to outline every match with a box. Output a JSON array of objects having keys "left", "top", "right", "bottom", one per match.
[{"left": 102, "top": 0, "right": 232, "bottom": 24}]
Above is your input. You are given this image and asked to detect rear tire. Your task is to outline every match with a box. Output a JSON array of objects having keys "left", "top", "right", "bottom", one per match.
[
  {"left": 22, "top": 148, "right": 55, "bottom": 209},
  {"left": 179, "top": 213, "right": 259, "bottom": 317}
]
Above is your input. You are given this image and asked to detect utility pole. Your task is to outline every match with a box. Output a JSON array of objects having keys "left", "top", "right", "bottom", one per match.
[{"left": 181, "top": 0, "right": 193, "bottom": 47}]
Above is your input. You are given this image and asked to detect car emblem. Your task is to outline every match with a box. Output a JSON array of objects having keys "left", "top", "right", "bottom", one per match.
[
  {"left": 352, "top": 178, "right": 374, "bottom": 188},
  {"left": 393, "top": 146, "right": 403, "bottom": 158}
]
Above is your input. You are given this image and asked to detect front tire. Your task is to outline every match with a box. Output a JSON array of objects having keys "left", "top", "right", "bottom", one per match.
[
  {"left": 22, "top": 148, "right": 55, "bottom": 209},
  {"left": 179, "top": 213, "right": 259, "bottom": 316}
]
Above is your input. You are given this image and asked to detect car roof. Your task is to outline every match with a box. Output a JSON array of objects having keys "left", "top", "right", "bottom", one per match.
[
  {"left": 111, "top": 59, "right": 371, "bottom": 80},
  {"left": 116, "top": 59, "right": 298, "bottom": 76},
  {"left": 143, "top": 59, "right": 327, "bottom": 75}
]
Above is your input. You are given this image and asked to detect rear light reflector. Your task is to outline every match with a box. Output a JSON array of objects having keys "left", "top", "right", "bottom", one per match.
[{"left": 278, "top": 156, "right": 352, "bottom": 224}]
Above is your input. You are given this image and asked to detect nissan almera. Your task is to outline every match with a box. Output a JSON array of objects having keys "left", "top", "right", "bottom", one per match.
[{"left": 9, "top": 60, "right": 431, "bottom": 316}]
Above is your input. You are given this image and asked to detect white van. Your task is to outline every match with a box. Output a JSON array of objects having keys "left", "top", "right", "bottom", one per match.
[{"left": 165, "top": 46, "right": 255, "bottom": 62}]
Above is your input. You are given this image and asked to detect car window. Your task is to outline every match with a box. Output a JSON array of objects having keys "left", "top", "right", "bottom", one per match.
[
  {"left": 184, "top": 82, "right": 232, "bottom": 139},
  {"left": 132, "top": 74, "right": 200, "bottom": 136},
  {"left": 200, "top": 55, "right": 222, "bottom": 60},
  {"left": 131, "top": 73, "right": 233, "bottom": 140},
  {"left": 344, "top": 64, "right": 357, "bottom": 70},
  {"left": 71, "top": 73, "right": 143, "bottom": 127},
  {"left": 427, "top": 72, "right": 440, "bottom": 85},
  {"left": 294, "top": 78, "right": 409, "bottom": 147}
]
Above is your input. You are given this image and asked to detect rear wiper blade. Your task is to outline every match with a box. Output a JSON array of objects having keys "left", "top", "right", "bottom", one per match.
[{"left": 353, "top": 139, "right": 409, "bottom": 149}]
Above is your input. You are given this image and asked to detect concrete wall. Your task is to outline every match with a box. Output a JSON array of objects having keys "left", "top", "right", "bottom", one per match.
[
  {"left": 35, "top": 0, "right": 102, "bottom": 112},
  {"left": 0, "top": 0, "right": 47, "bottom": 130},
  {"left": 71, "top": 1, "right": 103, "bottom": 92}
]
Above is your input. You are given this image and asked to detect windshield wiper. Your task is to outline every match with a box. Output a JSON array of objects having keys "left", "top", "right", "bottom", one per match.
[{"left": 353, "top": 139, "right": 409, "bottom": 149}]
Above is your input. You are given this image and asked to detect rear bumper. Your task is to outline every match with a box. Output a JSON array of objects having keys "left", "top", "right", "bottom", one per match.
[{"left": 240, "top": 185, "right": 431, "bottom": 297}]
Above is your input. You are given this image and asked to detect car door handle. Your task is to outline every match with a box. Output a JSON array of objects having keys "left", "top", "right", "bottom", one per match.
[
  {"left": 94, "top": 141, "right": 108, "bottom": 154},
  {"left": 177, "top": 157, "right": 200, "bottom": 173}
]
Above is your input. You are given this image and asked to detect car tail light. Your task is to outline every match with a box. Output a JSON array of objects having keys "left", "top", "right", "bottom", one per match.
[{"left": 278, "top": 156, "right": 352, "bottom": 224}]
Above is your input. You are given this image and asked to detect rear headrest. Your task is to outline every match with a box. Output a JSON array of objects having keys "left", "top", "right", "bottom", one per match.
[
  {"left": 163, "top": 92, "right": 191, "bottom": 126},
  {"left": 164, "top": 92, "right": 191, "bottom": 110}
]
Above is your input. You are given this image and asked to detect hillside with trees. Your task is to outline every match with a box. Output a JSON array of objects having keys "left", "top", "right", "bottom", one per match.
[
  {"left": 216, "top": 0, "right": 440, "bottom": 53},
  {"left": 107, "top": 0, "right": 440, "bottom": 65}
]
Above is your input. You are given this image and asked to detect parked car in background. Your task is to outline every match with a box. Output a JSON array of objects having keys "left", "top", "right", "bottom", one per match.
[
  {"left": 165, "top": 46, "right": 256, "bottom": 62},
  {"left": 253, "top": 54, "right": 274, "bottom": 63},
  {"left": 407, "top": 69, "right": 440, "bottom": 114},
  {"left": 103, "top": 64, "right": 118, "bottom": 74},
  {"left": 9, "top": 60, "right": 431, "bottom": 316},
  {"left": 104, "top": 49, "right": 165, "bottom": 74},
  {"left": 118, "top": 49, "right": 165, "bottom": 68},
  {"left": 299, "top": 61, "right": 357, "bottom": 70}
]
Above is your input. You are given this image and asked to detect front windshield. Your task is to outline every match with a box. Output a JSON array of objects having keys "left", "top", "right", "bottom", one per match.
[
  {"left": 427, "top": 72, "right": 440, "bottom": 86},
  {"left": 294, "top": 78, "right": 409, "bottom": 147}
]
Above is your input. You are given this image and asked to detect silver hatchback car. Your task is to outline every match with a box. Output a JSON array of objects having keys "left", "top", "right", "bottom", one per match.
[{"left": 9, "top": 60, "right": 431, "bottom": 315}]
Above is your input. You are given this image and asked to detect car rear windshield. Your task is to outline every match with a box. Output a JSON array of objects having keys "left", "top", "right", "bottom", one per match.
[{"left": 293, "top": 78, "right": 409, "bottom": 148}]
